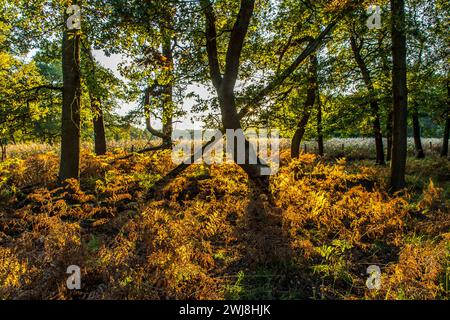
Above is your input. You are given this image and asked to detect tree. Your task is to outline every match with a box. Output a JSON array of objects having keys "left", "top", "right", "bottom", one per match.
[
  {"left": 349, "top": 31, "right": 385, "bottom": 165},
  {"left": 0, "top": 53, "right": 47, "bottom": 160},
  {"left": 59, "top": 1, "right": 82, "bottom": 180},
  {"left": 291, "top": 55, "right": 318, "bottom": 158},
  {"left": 196, "top": 0, "right": 363, "bottom": 176},
  {"left": 409, "top": 41, "right": 425, "bottom": 159},
  {"left": 90, "top": 94, "right": 107, "bottom": 155},
  {"left": 317, "top": 88, "right": 324, "bottom": 156},
  {"left": 406, "top": 0, "right": 449, "bottom": 159},
  {"left": 79, "top": 46, "right": 106, "bottom": 155},
  {"left": 98, "top": 1, "right": 180, "bottom": 149},
  {"left": 142, "top": 25, "right": 175, "bottom": 148},
  {"left": 0, "top": 2, "right": 52, "bottom": 160},
  {"left": 390, "top": 0, "right": 408, "bottom": 191},
  {"left": 442, "top": 80, "right": 450, "bottom": 157},
  {"left": 199, "top": 0, "right": 270, "bottom": 177}
]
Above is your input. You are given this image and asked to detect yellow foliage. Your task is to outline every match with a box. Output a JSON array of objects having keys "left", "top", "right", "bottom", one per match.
[{"left": 0, "top": 150, "right": 448, "bottom": 300}]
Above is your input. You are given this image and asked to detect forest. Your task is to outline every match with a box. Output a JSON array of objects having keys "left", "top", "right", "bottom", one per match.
[{"left": 0, "top": 0, "right": 449, "bottom": 301}]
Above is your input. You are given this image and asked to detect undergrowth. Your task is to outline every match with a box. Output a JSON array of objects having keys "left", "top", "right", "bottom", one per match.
[{"left": 0, "top": 149, "right": 448, "bottom": 300}]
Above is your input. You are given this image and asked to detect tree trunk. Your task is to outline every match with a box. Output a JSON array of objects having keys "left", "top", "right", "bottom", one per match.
[
  {"left": 317, "top": 91, "right": 324, "bottom": 156},
  {"left": 143, "top": 27, "right": 174, "bottom": 147},
  {"left": 59, "top": 6, "right": 81, "bottom": 181},
  {"left": 85, "top": 46, "right": 107, "bottom": 156},
  {"left": 201, "top": 0, "right": 270, "bottom": 179},
  {"left": 411, "top": 103, "right": 425, "bottom": 159},
  {"left": 144, "top": 86, "right": 172, "bottom": 147},
  {"left": 350, "top": 35, "right": 385, "bottom": 165},
  {"left": 0, "top": 139, "right": 6, "bottom": 162},
  {"left": 161, "top": 30, "right": 173, "bottom": 146},
  {"left": 381, "top": 44, "right": 393, "bottom": 163},
  {"left": 386, "top": 109, "right": 393, "bottom": 161},
  {"left": 91, "top": 96, "right": 107, "bottom": 155},
  {"left": 291, "top": 55, "right": 317, "bottom": 158},
  {"left": 291, "top": 112, "right": 312, "bottom": 158},
  {"left": 390, "top": 0, "right": 408, "bottom": 192},
  {"left": 411, "top": 44, "right": 425, "bottom": 159},
  {"left": 441, "top": 81, "right": 450, "bottom": 157},
  {"left": 371, "top": 101, "right": 385, "bottom": 165}
]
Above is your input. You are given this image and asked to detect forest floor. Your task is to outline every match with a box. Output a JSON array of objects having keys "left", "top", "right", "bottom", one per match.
[{"left": 0, "top": 140, "right": 449, "bottom": 300}]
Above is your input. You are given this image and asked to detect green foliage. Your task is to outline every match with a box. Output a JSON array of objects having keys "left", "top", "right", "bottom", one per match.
[{"left": 0, "top": 0, "right": 449, "bottom": 302}]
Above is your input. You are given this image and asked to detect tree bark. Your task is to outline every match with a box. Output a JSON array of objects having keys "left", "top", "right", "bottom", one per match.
[
  {"left": 411, "top": 103, "right": 425, "bottom": 159},
  {"left": 441, "top": 80, "right": 450, "bottom": 157},
  {"left": 161, "top": 30, "right": 174, "bottom": 146},
  {"left": 381, "top": 41, "right": 393, "bottom": 163},
  {"left": 390, "top": 0, "right": 408, "bottom": 192},
  {"left": 411, "top": 44, "right": 425, "bottom": 159},
  {"left": 350, "top": 35, "right": 385, "bottom": 165},
  {"left": 85, "top": 46, "right": 107, "bottom": 156},
  {"left": 0, "top": 139, "right": 6, "bottom": 162},
  {"left": 291, "top": 55, "right": 317, "bottom": 158},
  {"left": 59, "top": 4, "right": 81, "bottom": 181},
  {"left": 91, "top": 96, "right": 107, "bottom": 155},
  {"left": 317, "top": 91, "right": 324, "bottom": 156},
  {"left": 386, "top": 109, "right": 393, "bottom": 161}
]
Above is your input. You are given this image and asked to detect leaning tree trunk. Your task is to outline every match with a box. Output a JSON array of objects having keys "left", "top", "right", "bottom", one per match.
[
  {"left": 441, "top": 80, "right": 450, "bottom": 157},
  {"left": 59, "top": 5, "right": 81, "bottom": 181},
  {"left": 291, "top": 55, "right": 318, "bottom": 158},
  {"left": 411, "top": 103, "right": 425, "bottom": 159},
  {"left": 350, "top": 35, "right": 385, "bottom": 165},
  {"left": 153, "top": 0, "right": 336, "bottom": 191},
  {"left": 390, "top": 0, "right": 408, "bottom": 192}
]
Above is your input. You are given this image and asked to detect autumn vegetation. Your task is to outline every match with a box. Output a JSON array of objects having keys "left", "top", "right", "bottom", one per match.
[
  {"left": 0, "top": 0, "right": 449, "bottom": 300},
  {"left": 0, "top": 145, "right": 449, "bottom": 299}
]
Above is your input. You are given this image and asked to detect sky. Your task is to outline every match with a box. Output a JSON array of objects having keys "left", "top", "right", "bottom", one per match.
[{"left": 93, "top": 50, "right": 208, "bottom": 131}]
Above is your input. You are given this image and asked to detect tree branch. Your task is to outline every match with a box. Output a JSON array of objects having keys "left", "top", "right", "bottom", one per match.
[
  {"left": 200, "top": 0, "right": 223, "bottom": 90},
  {"left": 222, "top": 0, "right": 256, "bottom": 93},
  {"left": 24, "top": 85, "right": 63, "bottom": 93},
  {"left": 144, "top": 86, "right": 172, "bottom": 140},
  {"left": 238, "top": 18, "right": 339, "bottom": 120}
]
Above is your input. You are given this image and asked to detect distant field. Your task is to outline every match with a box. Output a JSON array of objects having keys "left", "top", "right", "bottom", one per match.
[{"left": 4, "top": 138, "right": 444, "bottom": 160}]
